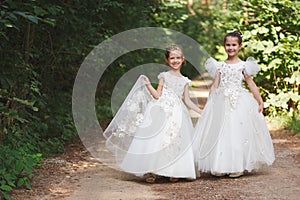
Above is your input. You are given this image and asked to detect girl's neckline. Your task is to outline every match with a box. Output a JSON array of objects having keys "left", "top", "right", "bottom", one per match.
[
  {"left": 167, "top": 71, "right": 183, "bottom": 77},
  {"left": 224, "top": 59, "right": 243, "bottom": 65}
]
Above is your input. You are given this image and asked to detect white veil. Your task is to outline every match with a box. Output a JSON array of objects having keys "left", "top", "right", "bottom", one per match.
[
  {"left": 103, "top": 74, "right": 197, "bottom": 174},
  {"left": 103, "top": 76, "right": 152, "bottom": 159}
]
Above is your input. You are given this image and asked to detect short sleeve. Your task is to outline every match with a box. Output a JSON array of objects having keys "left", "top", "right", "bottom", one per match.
[
  {"left": 157, "top": 72, "right": 165, "bottom": 80},
  {"left": 205, "top": 57, "right": 220, "bottom": 77},
  {"left": 244, "top": 57, "right": 260, "bottom": 76},
  {"left": 183, "top": 77, "right": 192, "bottom": 86}
]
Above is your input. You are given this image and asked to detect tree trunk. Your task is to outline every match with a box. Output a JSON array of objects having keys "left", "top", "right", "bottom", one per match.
[
  {"left": 223, "top": 0, "right": 227, "bottom": 12},
  {"left": 188, "top": 0, "right": 196, "bottom": 15},
  {"left": 243, "top": 2, "right": 249, "bottom": 25},
  {"left": 24, "top": 22, "right": 31, "bottom": 64}
]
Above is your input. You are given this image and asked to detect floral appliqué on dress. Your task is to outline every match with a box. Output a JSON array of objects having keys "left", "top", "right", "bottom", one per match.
[{"left": 219, "top": 63, "right": 247, "bottom": 109}]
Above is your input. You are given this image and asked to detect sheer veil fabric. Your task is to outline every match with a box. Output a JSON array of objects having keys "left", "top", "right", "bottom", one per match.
[{"left": 104, "top": 73, "right": 196, "bottom": 178}]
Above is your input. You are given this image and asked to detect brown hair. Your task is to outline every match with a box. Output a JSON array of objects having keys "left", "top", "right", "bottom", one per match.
[
  {"left": 164, "top": 45, "right": 183, "bottom": 59},
  {"left": 224, "top": 31, "right": 243, "bottom": 45}
]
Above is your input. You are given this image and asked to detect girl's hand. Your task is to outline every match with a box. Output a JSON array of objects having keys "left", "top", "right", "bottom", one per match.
[
  {"left": 141, "top": 75, "right": 150, "bottom": 85},
  {"left": 198, "top": 108, "right": 203, "bottom": 115}
]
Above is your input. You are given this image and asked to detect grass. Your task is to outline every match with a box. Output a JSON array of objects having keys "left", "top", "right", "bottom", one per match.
[{"left": 267, "top": 111, "right": 300, "bottom": 135}]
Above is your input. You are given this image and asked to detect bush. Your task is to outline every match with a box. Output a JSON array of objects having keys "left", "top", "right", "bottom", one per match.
[
  {"left": 287, "top": 112, "right": 300, "bottom": 135},
  {"left": 0, "top": 140, "right": 42, "bottom": 200}
]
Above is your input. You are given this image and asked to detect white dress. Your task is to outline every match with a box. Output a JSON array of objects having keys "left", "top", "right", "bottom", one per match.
[
  {"left": 104, "top": 71, "right": 196, "bottom": 179},
  {"left": 193, "top": 57, "right": 275, "bottom": 174}
]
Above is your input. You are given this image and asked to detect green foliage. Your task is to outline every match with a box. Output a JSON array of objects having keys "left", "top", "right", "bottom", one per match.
[
  {"left": 0, "top": 0, "right": 299, "bottom": 198},
  {"left": 287, "top": 112, "right": 300, "bottom": 135},
  {"left": 0, "top": 1, "right": 165, "bottom": 198},
  {"left": 0, "top": 139, "right": 42, "bottom": 200},
  {"left": 240, "top": 0, "right": 299, "bottom": 116},
  {"left": 200, "top": 0, "right": 300, "bottom": 116},
  {"left": 267, "top": 111, "right": 300, "bottom": 135},
  {"left": 156, "top": 0, "right": 299, "bottom": 129}
]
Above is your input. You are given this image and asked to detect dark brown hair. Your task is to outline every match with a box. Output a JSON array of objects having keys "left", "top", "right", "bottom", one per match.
[{"left": 224, "top": 31, "right": 243, "bottom": 45}]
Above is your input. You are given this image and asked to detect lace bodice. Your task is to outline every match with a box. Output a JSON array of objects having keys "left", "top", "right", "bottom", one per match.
[
  {"left": 219, "top": 61, "right": 245, "bottom": 89},
  {"left": 205, "top": 57, "right": 260, "bottom": 109},
  {"left": 219, "top": 62, "right": 247, "bottom": 108},
  {"left": 158, "top": 71, "right": 191, "bottom": 97}
]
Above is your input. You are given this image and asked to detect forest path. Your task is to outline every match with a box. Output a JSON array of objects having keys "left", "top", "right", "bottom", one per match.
[{"left": 10, "top": 74, "right": 300, "bottom": 200}]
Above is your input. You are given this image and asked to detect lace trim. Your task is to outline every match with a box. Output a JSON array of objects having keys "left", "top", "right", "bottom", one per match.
[{"left": 219, "top": 63, "right": 246, "bottom": 109}]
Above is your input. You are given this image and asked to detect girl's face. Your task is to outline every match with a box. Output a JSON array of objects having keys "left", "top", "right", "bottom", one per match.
[
  {"left": 224, "top": 36, "right": 242, "bottom": 58},
  {"left": 166, "top": 51, "right": 184, "bottom": 70}
]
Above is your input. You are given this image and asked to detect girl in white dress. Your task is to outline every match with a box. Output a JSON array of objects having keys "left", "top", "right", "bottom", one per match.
[
  {"left": 104, "top": 45, "right": 202, "bottom": 183},
  {"left": 193, "top": 31, "right": 275, "bottom": 178}
]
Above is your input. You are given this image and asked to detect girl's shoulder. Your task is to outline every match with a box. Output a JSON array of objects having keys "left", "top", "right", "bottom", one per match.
[
  {"left": 182, "top": 75, "right": 191, "bottom": 85},
  {"left": 158, "top": 71, "right": 191, "bottom": 84},
  {"left": 205, "top": 57, "right": 222, "bottom": 66},
  {"left": 158, "top": 71, "right": 167, "bottom": 79}
]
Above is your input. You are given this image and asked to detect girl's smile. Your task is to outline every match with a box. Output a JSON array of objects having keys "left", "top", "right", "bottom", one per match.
[
  {"left": 166, "top": 51, "right": 184, "bottom": 70},
  {"left": 224, "top": 36, "right": 242, "bottom": 59}
]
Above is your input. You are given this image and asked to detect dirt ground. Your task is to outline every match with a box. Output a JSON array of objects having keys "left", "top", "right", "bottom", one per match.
[
  {"left": 8, "top": 76, "right": 300, "bottom": 200},
  {"left": 9, "top": 128, "right": 300, "bottom": 200}
]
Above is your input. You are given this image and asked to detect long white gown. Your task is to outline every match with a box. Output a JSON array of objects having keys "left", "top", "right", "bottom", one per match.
[
  {"left": 193, "top": 57, "right": 275, "bottom": 174},
  {"left": 104, "top": 71, "right": 196, "bottom": 179}
]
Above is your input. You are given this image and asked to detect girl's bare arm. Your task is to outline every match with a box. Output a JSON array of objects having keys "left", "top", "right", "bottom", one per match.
[
  {"left": 142, "top": 75, "right": 163, "bottom": 99},
  {"left": 183, "top": 84, "right": 202, "bottom": 114},
  {"left": 243, "top": 71, "right": 264, "bottom": 113}
]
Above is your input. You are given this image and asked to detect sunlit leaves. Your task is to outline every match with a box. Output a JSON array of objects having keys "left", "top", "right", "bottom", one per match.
[
  {"left": 265, "top": 91, "right": 299, "bottom": 109},
  {"left": 211, "top": 0, "right": 299, "bottom": 114},
  {"left": 285, "top": 71, "right": 300, "bottom": 85}
]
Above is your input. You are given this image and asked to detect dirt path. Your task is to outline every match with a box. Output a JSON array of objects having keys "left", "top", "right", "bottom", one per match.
[
  {"left": 10, "top": 75, "right": 300, "bottom": 200},
  {"left": 9, "top": 129, "right": 300, "bottom": 200},
  {"left": 150, "top": 130, "right": 300, "bottom": 200}
]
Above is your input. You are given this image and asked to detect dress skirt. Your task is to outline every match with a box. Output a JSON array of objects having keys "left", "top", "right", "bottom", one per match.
[{"left": 194, "top": 88, "right": 275, "bottom": 174}]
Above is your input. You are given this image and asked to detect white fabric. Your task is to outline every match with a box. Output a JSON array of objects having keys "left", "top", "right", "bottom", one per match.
[
  {"left": 193, "top": 58, "right": 275, "bottom": 175},
  {"left": 104, "top": 72, "right": 196, "bottom": 179},
  {"left": 205, "top": 57, "right": 221, "bottom": 77},
  {"left": 244, "top": 57, "right": 260, "bottom": 76},
  {"left": 205, "top": 57, "right": 261, "bottom": 77}
]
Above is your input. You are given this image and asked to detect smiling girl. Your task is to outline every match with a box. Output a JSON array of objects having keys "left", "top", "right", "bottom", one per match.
[
  {"left": 104, "top": 45, "right": 202, "bottom": 183},
  {"left": 193, "top": 31, "right": 275, "bottom": 178}
]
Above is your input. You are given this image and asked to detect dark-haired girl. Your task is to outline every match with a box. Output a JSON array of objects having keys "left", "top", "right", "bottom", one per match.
[{"left": 193, "top": 31, "right": 275, "bottom": 178}]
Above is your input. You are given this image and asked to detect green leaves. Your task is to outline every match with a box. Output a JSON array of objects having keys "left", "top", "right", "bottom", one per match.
[
  {"left": 257, "top": 27, "right": 269, "bottom": 34},
  {"left": 12, "top": 97, "right": 39, "bottom": 111},
  {"left": 0, "top": 0, "right": 298, "bottom": 197},
  {"left": 14, "top": 11, "right": 39, "bottom": 24},
  {"left": 33, "top": 6, "right": 48, "bottom": 16},
  {"left": 285, "top": 71, "right": 300, "bottom": 85},
  {"left": 211, "top": 0, "right": 299, "bottom": 116},
  {"left": 0, "top": 143, "right": 42, "bottom": 199},
  {"left": 1, "top": 191, "right": 11, "bottom": 200},
  {"left": 267, "top": 58, "right": 281, "bottom": 70},
  {"left": 265, "top": 92, "right": 298, "bottom": 109},
  {"left": 0, "top": 2, "right": 61, "bottom": 42},
  {"left": 0, "top": 185, "right": 12, "bottom": 192}
]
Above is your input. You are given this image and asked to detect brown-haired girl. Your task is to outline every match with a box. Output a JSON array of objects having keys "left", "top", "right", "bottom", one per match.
[{"left": 104, "top": 45, "right": 202, "bottom": 183}]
